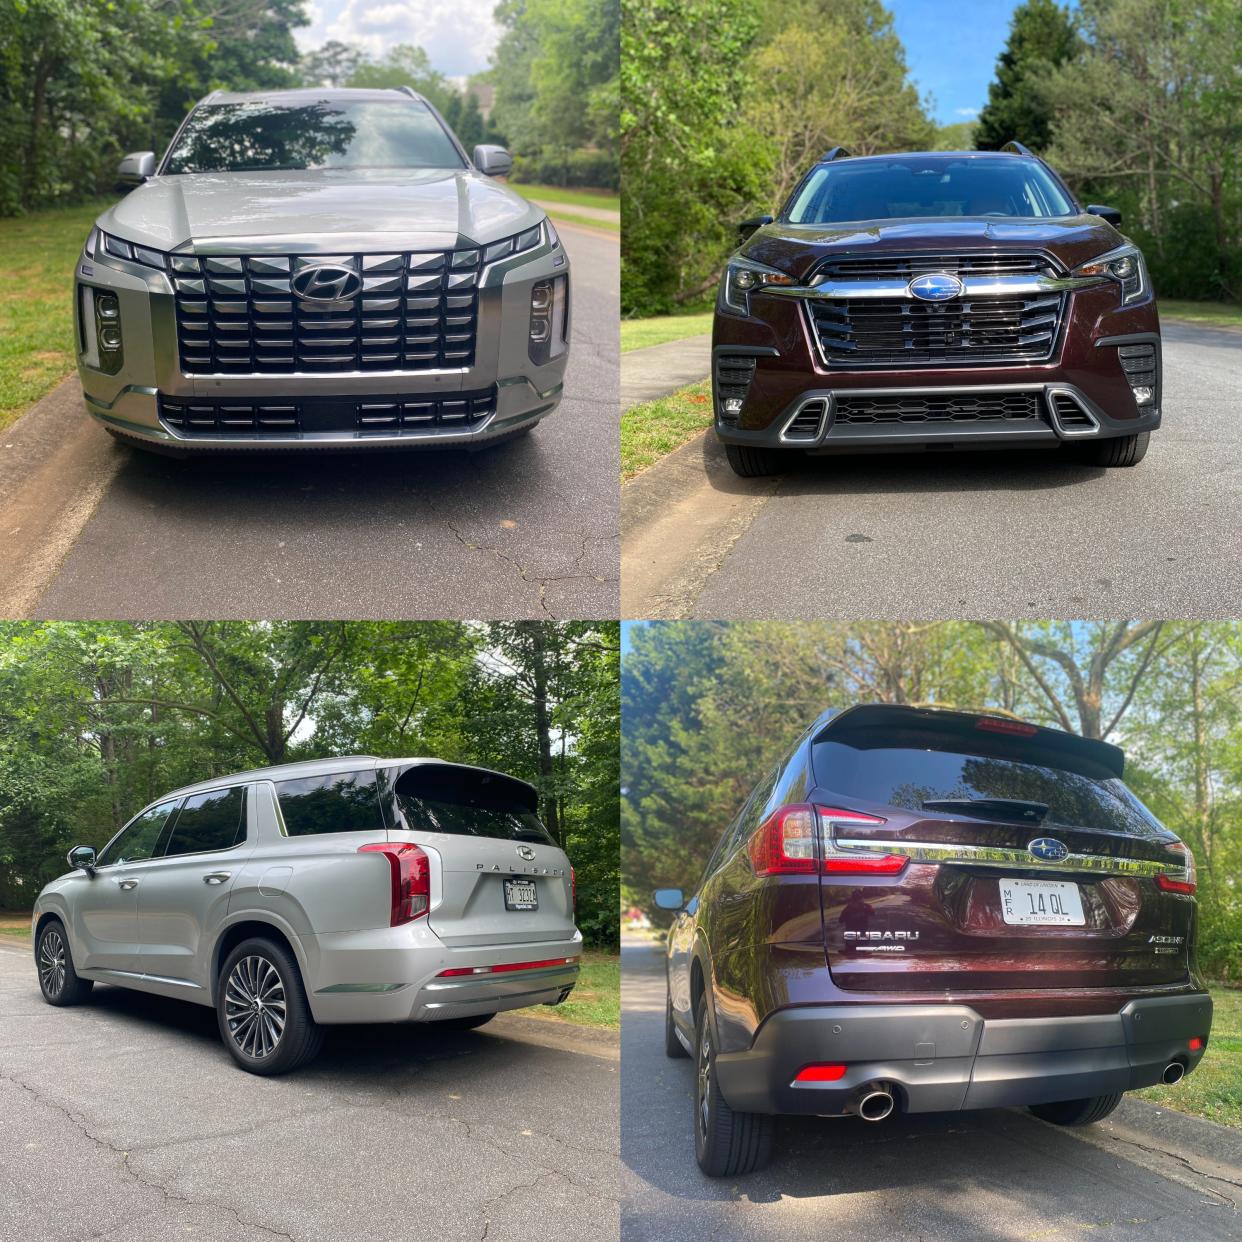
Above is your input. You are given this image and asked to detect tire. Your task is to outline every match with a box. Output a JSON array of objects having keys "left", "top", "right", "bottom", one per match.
[
  {"left": 664, "top": 991, "right": 689, "bottom": 1059},
  {"left": 35, "top": 920, "right": 93, "bottom": 1007},
  {"left": 217, "top": 937, "right": 323, "bottom": 1075},
  {"left": 693, "top": 993, "right": 772, "bottom": 1177},
  {"left": 724, "top": 442, "right": 792, "bottom": 478},
  {"left": 433, "top": 1012, "right": 496, "bottom": 1031},
  {"left": 1029, "top": 1092, "right": 1124, "bottom": 1126},
  {"left": 1081, "top": 432, "right": 1149, "bottom": 467}
]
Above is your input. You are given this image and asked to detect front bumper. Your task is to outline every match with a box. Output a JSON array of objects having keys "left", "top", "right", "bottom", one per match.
[
  {"left": 75, "top": 234, "right": 569, "bottom": 453},
  {"left": 714, "top": 992, "right": 1213, "bottom": 1116}
]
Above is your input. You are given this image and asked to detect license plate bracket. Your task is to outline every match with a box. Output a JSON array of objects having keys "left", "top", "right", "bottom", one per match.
[
  {"left": 504, "top": 877, "right": 538, "bottom": 912},
  {"left": 999, "top": 877, "right": 1085, "bottom": 926}
]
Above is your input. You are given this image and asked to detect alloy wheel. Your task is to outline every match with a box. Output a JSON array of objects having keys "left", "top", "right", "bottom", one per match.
[
  {"left": 38, "top": 929, "right": 66, "bottom": 998},
  {"left": 224, "top": 954, "right": 287, "bottom": 1060}
]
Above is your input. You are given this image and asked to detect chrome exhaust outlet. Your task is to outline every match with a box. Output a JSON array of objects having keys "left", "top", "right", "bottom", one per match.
[
  {"left": 1162, "top": 1061, "right": 1185, "bottom": 1085},
  {"left": 848, "top": 1084, "right": 896, "bottom": 1122}
]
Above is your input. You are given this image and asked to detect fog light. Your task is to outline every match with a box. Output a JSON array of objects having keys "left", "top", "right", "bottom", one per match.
[
  {"left": 529, "top": 276, "right": 568, "bottom": 365},
  {"left": 92, "top": 289, "right": 123, "bottom": 374},
  {"left": 99, "top": 325, "right": 122, "bottom": 351},
  {"left": 723, "top": 397, "right": 743, "bottom": 414},
  {"left": 96, "top": 293, "right": 119, "bottom": 320},
  {"left": 1132, "top": 385, "right": 1154, "bottom": 406}
]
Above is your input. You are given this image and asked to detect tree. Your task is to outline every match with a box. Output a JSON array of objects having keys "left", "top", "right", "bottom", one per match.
[
  {"left": 345, "top": 44, "right": 455, "bottom": 111},
  {"left": 301, "top": 40, "right": 364, "bottom": 88},
  {"left": 974, "top": 0, "right": 1078, "bottom": 152}
]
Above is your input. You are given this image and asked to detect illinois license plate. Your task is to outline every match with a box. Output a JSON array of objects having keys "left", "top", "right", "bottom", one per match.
[
  {"left": 1000, "top": 877, "right": 1085, "bottom": 926},
  {"left": 504, "top": 878, "right": 538, "bottom": 911}
]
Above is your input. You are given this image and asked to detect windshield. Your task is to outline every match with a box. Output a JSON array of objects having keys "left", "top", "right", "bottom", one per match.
[
  {"left": 163, "top": 99, "right": 464, "bottom": 174},
  {"left": 786, "top": 157, "right": 1076, "bottom": 224}
]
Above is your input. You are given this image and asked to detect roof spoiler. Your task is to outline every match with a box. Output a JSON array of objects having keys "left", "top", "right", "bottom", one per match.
[
  {"left": 1001, "top": 140, "right": 1033, "bottom": 156},
  {"left": 817, "top": 146, "right": 852, "bottom": 163},
  {"left": 811, "top": 703, "right": 1125, "bottom": 779}
]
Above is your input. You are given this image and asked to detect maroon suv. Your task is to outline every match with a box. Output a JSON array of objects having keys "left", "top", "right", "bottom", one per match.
[
  {"left": 712, "top": 146, "right": 1161, "bottom": 477},
  {"left": 655, "top": 704, "right": 1211, "bottom": 1177}
]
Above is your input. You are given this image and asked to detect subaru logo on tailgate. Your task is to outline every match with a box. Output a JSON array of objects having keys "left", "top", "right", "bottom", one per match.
[
  {"left": 516, "top": 844, "right": 536, "bottom": 861},
  {"left": 907, "top": 272, "right": 963, "bottom": 302},
  {"left": 1028, "top": 837, "right": 1070, "bottom": 862},
  {"left": 292, "top": 263, "right": 362, "bottom": 301}
]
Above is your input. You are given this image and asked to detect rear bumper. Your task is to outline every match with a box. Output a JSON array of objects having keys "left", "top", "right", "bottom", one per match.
[{"left": 713, "top": 992, "right": 1213, "bottom": 1116}]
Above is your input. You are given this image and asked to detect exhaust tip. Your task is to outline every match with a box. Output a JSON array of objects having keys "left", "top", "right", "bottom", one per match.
[
  {"left": 858, "top": 1090, "right": 895, "bottom": 1122},
  {"left": 1163, "top": 1061, "right": 1185, "bottom": 1085}
]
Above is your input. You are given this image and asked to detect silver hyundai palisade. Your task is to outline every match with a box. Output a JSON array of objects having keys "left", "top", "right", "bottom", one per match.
[
  {"left": 32, "top": 756, "right": 581, "bottom": 1074},
  {"left": 75, "top": 88, "right": 570, "bottom": 454}
]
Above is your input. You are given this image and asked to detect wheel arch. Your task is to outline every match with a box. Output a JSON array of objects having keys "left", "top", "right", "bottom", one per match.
[{"left": 209, "top": 916, "right": 309, "bottom": 1007}]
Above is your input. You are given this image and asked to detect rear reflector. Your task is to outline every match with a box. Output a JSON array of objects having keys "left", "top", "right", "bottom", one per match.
[
  {"left": 976, "top": 716, "right": 1038, "bottom": 736},
  {"left": 437, "top": 956, "right": 579, "bottom": 978},
  {"left": 794, "top": 1064, "right": 847, "bottom": 1083},
  {"left": 1189, "top": 1037, "right": 1204, "bottom": 1052},
  {"left": 358, "top": 842, "right": 429, "bottom": 926}
]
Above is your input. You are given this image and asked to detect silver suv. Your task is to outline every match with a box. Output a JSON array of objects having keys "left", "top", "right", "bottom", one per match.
[
  {"left": 32, "top": 757, "right": 581, "bottom": 1074},
  {"left": 75, "top": 88, "right": 570, "bottom": 454}
]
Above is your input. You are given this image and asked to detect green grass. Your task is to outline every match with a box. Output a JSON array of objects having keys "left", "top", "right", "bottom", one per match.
[
  {"left": 1137, "top": 984, "right": 1242, "bottom": 1128},
  {"left": 0, "top": 202, "right": 108, "bottom": 431},
  {"left": 621, "top": 377, "right": 713, "bottom": 480},
  {"left": 511, "top": 183, "right": 619, "bottom": 213},
  {"left": 1159, "top": 299, "right": 1242, "bottom": 329},
  {"left": 620, "top": 312, "right": 715, "bottom": 353},
  {"left": 546, "top": 210, "right": 619, "bottom": 234},
  {"left": 525, "top": 949, "right": 619, "bottom": 1030}
]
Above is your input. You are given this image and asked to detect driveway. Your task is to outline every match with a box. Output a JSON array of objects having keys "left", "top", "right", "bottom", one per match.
[
  {"left": 0, "top": 224, "right": 618, "bottom": 620},
  {"left": 0, "top": 943, "right": 619, "bottom": 1242},
  {"left": 621, "top": 322, "right": 1242, "bottom": 618},
  {"left": 621, "top": 936, "right": 1242, "bottom": 1241}
]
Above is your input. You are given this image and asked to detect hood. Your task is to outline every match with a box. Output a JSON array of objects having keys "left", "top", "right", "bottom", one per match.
[
  {"left": 98, "top": 167, "right": 545, "bottom": 254},
  {"left": 743, "top": 215, "right": 1127, "bottom": 282}
]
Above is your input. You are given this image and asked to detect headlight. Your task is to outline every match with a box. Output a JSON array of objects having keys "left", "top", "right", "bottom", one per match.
[
  {"left": 98, "top": 231, "right": 168, "bottom": 270},
  {"left": 719, "top": 258, "right": 796, "bottom": 317},
  {"left": 1072, "top": 243, "right": 1149, "bottom": 306}
]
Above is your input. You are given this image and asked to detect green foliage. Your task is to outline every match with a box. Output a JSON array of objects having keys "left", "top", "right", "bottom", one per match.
[
  {"left": 973, "top": 0, "right": 1078, "bottom": 152},
  {"left": 343, "top": 44, "right": 455, "bottom": 112},
  {"left": 0, "top": 622, "right": 620, "bottom": 948},
  {"left": 512, "top": 149, "right": 619, "bottom": 191},
  {"left": 933, "top": 121, "right": 978, "bottom": 151}
]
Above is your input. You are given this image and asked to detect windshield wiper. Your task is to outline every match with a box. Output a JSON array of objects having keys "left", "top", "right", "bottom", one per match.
[{"left": 921, "top": 797, "right": 1049, "bottom": 825}]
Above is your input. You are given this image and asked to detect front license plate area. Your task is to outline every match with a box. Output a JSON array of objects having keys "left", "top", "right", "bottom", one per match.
[
  {"left": 1000, "top": 877, "right": 1085, "bottom": 926},
  {"left": 504, "top": 878, "right": 538, "bottom": 912}
]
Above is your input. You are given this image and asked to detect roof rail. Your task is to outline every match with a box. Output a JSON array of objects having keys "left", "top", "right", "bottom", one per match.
[
  {"left": 818, "top": 146, "right": 851, "bottom": 163},
  {"left": 397, "top": 85, "right": 425, "bottom": 102},
  {"left": 1001, "top": 140, "right": 1033, "bottom": 156}
]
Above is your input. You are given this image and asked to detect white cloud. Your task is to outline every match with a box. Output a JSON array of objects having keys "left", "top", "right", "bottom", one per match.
[
  {"left": 955, "top": 107, "right": 980, "bottom": 119},
  {"left": 297, "top": 0, "right": 502, "bottom": 78}
]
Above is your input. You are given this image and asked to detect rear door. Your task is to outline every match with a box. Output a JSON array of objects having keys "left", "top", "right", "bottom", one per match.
[
  {"left": 385, "top": 763, "right": 575, "bottom": 948},
  {"left": 809, "top": 707, "right": 1195, "bottom": 994}
]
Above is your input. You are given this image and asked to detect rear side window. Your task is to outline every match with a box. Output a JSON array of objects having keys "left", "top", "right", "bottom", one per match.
[
  {"left": 98, "top": 799, "right": 179, "bottom": 866},
  {"left": 392, "top": 766, "right": 553, "bottom": 844},
  {"left": 812, "top": 734, "right": 1164, "bottom": 837},
  {"left": 163, "top": 786, "right": 247, "bottom": 857},
  {"left": 275, "top": 769, "right": 385, "bottom": 836}
]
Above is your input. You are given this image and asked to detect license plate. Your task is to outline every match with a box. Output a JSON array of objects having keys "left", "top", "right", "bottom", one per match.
[
  {"left": 999, "top": 877, "right": 1085, "bottom": 926},
  {"left": 504, "top": 878, "right": 538, "bottom": 911}
]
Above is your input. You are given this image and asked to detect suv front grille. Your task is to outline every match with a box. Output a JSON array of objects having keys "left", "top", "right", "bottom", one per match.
[
  {"left": 172, "top": 250, "right": 482, "bottom": 375},
  {"left": 816, "top": 253, "right": 1055, "bottom": 281},
  {"left": 834, "top": 391, "right": 1043, "bottom": 425}
]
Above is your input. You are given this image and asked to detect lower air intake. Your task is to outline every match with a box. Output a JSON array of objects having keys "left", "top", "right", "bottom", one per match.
[
  {"left": 1048, "top": 391, "right": 1097, "bottom": 432},
  {"left": 784, "top": 399, "right": 828, "bottom": 440},
  {"left": 834, "top": 391, "right": 1041, "bottom": 425}
]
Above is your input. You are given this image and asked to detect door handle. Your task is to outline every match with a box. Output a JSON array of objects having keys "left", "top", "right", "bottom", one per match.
[
  {"left": 117, "top": 878, "right": 138, "bottom": 891},
  {"left": 202, "top": 872, "right": 231, "bottom": 885}
]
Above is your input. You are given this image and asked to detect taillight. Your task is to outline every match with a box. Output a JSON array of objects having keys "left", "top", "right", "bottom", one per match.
[
  {"left": 818, "top": 806, "right": 908, "bottom": 876},
  {"left": 358, "top": 842, "right": 430, "bottom": 925},
  {"left": 1155, "top": 840, "right": 1197, "bottom": 895},
  {"left": 748, "top": 804, "right": 907, "bottom": 877}
]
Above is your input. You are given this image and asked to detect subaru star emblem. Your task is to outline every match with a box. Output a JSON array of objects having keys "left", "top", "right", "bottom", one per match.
[
  {"left": 1028, "top": 837, "right": 1070, "bottom": 862},
  {"left": 291, "top": 263, "right": 362, "bottom": 301},
  {"left": 516, "top": 844, "right": 536, "bottom": 861},
  {"left": 907, "top": 272, "right": 964, "bottom": 302}
]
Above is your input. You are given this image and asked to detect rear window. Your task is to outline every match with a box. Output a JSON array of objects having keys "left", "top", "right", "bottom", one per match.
[
  {"left": 812, "top": 732, "right": 1164, "bottom": 837},
  {"left": 392, "top": 766, "right": 554, "bottom": 844},
  {"left": 275, "top": 769, "right": 385, "bottom": 836},
  {"left": 163, "top": 786, "right": 247, "bottom": 856}
]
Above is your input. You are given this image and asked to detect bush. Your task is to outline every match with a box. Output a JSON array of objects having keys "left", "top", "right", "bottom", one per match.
[{"left": 511, "top": 148, "right": 619, "bottom": 191}]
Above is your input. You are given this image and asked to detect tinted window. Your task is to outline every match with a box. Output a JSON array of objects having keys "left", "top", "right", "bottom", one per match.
[
  {"left": 164, "top": 99, "right": 464, "bottom": 174},
  {"left": 812, "top": 737, "right": 1163, "bottom": 837},
  {"left": 163, "top": 787, "right": 247, "bottom": 857},
  {"left": 276, "top": 769, "right": 385, "bottom": 836},
  {"left": 787, "top": 156, "right": 1075, "bottom": 224},
  {"left": 393, "top": 767, "right": 553, "bottom": 844},
  {"left": 97, "top": 800, "right": 179, "bottom": 866}
]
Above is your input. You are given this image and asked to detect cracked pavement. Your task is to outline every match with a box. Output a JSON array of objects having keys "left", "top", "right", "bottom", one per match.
[
  {"left": 24, "top": 225, "right": 619, "bottom": 620},
  {"left": 620, "top": 936, "right": 1242, "bottom": 1241},
  {"left": 0, "top": 943, "right": 619, "bottom": 1242}
]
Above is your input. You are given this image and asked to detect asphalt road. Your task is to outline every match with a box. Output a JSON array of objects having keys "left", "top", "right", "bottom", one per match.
[
  {"left": 0, "top": 943, "right": 619, "bottom": 1242},
  {"left": 620, "top": 937, "right": 1242, "bottom": 1242},
  {"left": 622, "top": 322, "right": 1242, "bottom": 618},
  {"left": 11, "top": 224, "right": 618, "bottom": 621}
]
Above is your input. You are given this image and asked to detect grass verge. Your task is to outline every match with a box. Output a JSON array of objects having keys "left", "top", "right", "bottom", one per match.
[
  {"left": 0, "top": 202, "right": 107, "bottom": 432},
  {"left": 0, "top": 911, "right": 32, "bottom": 945},
  {"left": 621, "top": 377, "right": 713, "bottom": 480},
  {"left": 1159, "top": 299, "right": 1242, "bottom": 330},
  {"left": 621, "top": 312, "right": 714, "bottom": 353},
  {"left": 523, "top": 949, "right": 619, "bottom": 1030},
  {"left": 1136, "top": 984, "right": 1242, "bottom": 1128},
  {"left": 512, "top": 183, "right": 620, "bottom": 213},
  {"left": 544, "top": 210, "right": 618, "bottom": 234}
]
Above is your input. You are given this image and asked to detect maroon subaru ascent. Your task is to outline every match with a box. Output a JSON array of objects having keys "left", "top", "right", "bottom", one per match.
[
  {"left": 713, "top": 145, "right": 1161, "bottom": 477},
  {"left": 655, "top": 704, "right": 1211, "bottom": 1176}
]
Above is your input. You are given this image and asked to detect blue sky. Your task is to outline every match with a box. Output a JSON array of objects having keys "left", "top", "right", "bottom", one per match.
[{"left": 890, "top": 0, "right": 1077, "bottom": 126}]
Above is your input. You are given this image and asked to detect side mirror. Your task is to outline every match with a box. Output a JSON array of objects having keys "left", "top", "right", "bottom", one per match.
[
  {"left": 1086, "top": 204, "right": 1123, "bottom": 228},
  {"left": 473, "top": 144, "right": 513, "bottom": 178},
  {"left": 737, "top": 214, "right": 774, "bottom": 246},
  {"left": 653, "top": 887, "right": 685, "bottom": 911},
  {"left": 116, "top": 151, "right": 156, "bottom": 190},
  {"left": 67, "top": 845, "right": 97, "bottom": 874}
]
